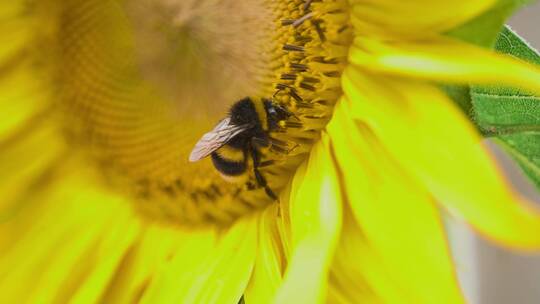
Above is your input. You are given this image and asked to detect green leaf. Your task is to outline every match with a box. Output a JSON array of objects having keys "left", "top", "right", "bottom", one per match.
[
  {"left": 471, "top": 27, "right": 540, "bottom": 189},
  {"left": 442, "top": 0, "right": 529, "bottom": 114}
]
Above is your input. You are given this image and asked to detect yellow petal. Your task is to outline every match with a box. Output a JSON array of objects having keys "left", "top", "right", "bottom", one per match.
[
  {"left": 137, "top": 230, "right": 215, "bottom": 303},
  {"left": 342, "top": 68, "right": 540, "bottom": 250},
  {"left": 101, "top": 225, "right": 186, "bottom": 304},
  {"left": 350, "top": 36, "right": 540, "bottom": 94},
  {"left": 330, "top": 212, "right": 407, "bottom": 304},
  {"left": 276, "top": 165, "right": 299, "bottom": 262},
  {"left": 0, "top": 1, "right": 59, "bottom": 139},
  {"left": 140, "top": 216, "right": 257, "bottom": 304},
  {"left": 275, "top": 135, "right": 342, "bottom": 304},
  {"left": 244, "top": 205, "right": 284, "bottom": 304},
  {"left": 349, "top": 0, "right": 495, "bottom": 38},
  {"left": 327, "top": 100, "right": 464, "bottom": 303},
  {"left": 0, "top": 164, "right": 139, "bottom": 303},
  {"left": 68, "top": 217, "right": 140, "bottom": 304},
  {"left": 0, "top": 61, "right": 54, "bottom": 142},
  {"left": 0, "top": 120, "right": 66, "bottom": 218},
  {"left": 0, "top": 3, "right": 32, "bottom": 64},
  {"left": 0, "top": 9, "right": 60, "bottom": 213}
]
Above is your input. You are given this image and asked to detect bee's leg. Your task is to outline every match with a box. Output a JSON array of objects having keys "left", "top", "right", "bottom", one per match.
[
  {"left": 249, "top": 146, "right": 278, "bottom": 201},
  {"left": 255, "top": 169, "right": 277, "bottom": 201},
  {"left": 251, "top": 136, "right": 270, "bottom": 149},
  {"left": 259, "top": 160, "right": 275, "bottom": 167},
  {"left": 251, "top": 137, "right": 275, "bottom": 167}
]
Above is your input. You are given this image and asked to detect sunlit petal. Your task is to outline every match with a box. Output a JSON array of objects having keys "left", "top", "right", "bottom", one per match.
[
  {"left": 0, "top": 62, "right": 54, "bottom": 142},
  {"left": 275, "top": 136, "right": 342, "bottom": 304},
  {"left": 343, "top": 68, "right": 540, "bottom": 250},
  {"left": 328, "top": 100, "right": 465, "bottom": 303},
  {"left": 244, "top": 205, "right": 284, "bottom": 303},
  {"left": 330, "top": 212, "right": 407, "bottom": 304},
  {"left": 350, "top": 36, "right": 540, "bottom": 94},
  {"left": 0, "top": 166, "right": 139, "bottom": 303},
  {"left": 0, "top": 121, "right": 66, "bottom": 216},
  {"left": 349, "top": 0, "right": 495, "bottom": 37},
  {"left": 101, "top": 226, "right": 186, "bottom": 303},
  {"left": 140, "top": 216, "right": 257, "bottom": 304}
]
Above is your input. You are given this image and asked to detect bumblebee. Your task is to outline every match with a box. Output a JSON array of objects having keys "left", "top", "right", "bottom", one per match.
[{"left": 189, "top": 97, "right": 293, "bottom": 200}]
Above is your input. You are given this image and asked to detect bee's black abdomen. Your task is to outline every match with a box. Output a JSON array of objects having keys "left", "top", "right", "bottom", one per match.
[{"left": 211, "top": 151, "right": 246, "bottom": 176}]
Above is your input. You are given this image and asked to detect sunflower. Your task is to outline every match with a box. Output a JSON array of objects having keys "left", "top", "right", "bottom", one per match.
[{"left": 1, "top": 0, "right": 540, "bottom": 303}]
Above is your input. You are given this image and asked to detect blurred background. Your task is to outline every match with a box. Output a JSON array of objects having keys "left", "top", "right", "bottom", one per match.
[
  {"left": 509, "top": 2, "right": 540, "bottom": 46},
  {"left": 451, "top": 3, "right": 540, "bottom": 303}
]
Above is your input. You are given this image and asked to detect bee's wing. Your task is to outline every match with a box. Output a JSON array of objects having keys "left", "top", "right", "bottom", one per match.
[{"left": 189, "top": 117, "right": 251, "bottom": 162}]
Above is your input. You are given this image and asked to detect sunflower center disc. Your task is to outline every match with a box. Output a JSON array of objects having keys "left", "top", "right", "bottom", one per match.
[{"left": 60, "top": 0, "right": 352, "bottom": 227}]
